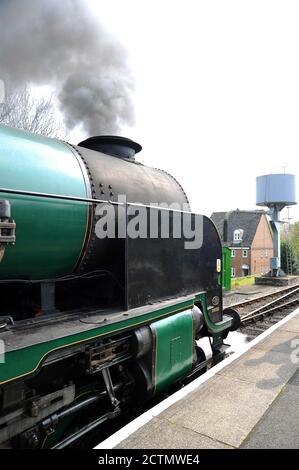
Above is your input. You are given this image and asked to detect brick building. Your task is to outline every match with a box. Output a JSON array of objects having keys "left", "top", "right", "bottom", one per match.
[{"left": 211, "top": 210, "right": 274, "bottom": 278}]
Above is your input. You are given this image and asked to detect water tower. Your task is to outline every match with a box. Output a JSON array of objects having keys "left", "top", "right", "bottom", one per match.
[{"left": 256, "top": 173, "right": 297, "bottom": 277}]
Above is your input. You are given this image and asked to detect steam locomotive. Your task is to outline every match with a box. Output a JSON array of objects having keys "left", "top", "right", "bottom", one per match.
[{"left": 0, "top": 124, "right": 239, "bottom": 448}]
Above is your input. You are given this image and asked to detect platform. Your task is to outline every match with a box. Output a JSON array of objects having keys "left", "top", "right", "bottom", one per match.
[
  {"left": 255, "top": 275, "right": 299, "bottom": 287},
  {"left": 96, "top": 307, "right": 299, "bottom": 449}
]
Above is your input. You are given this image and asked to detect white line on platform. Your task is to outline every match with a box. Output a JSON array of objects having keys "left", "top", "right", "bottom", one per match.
[{"left": 94, "top": 306, "right": 299, "bottom": 449}]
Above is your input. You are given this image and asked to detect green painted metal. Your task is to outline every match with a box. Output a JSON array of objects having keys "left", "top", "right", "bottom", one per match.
[
  {"left": 195, "top": 292, "right": 233, "bottom": 334},
  {"left": 0, "top": 298, "right": 194, "bottom": 385},
  {"left": 222, "top": 246, "right": 231, "bottom": 290},
  {"left": 0, "top": 291, "right": 233, "bottom": 386},
  {"left": 0, "top": 125, "right": 88, "bottom": 278},
  {"left": 151, "top": 310, "right": 194, "bottom": 393}
]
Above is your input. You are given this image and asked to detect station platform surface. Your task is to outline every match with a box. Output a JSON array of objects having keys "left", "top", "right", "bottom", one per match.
[{"left": 96, "top": 307, "right": 299, "bottom": 449}]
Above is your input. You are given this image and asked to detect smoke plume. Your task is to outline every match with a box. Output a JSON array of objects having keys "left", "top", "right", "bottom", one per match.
[{"left": 0, "top": 0, "right": 135, "bottom": 136}]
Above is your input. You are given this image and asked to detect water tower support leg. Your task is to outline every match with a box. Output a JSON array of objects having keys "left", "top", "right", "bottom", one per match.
[{"left": 269, "top": 206, "right": 282, "bottom": 277}]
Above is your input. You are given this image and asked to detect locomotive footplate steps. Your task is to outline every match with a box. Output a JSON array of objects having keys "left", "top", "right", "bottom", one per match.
[{"left": 97, "top": 307, "right": 299, "bottom": 449}]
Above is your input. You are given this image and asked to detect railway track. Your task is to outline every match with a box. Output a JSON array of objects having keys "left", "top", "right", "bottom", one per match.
[
  {"left": 231, "top": 284, "right": 299, "bottom": 339},
  {"left": 227, "top": 283, "right": 299, "bottom": 313}
]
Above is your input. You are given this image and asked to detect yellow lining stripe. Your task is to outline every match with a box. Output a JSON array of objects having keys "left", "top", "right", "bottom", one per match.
[{"left": 0, "top": 305, "right": 192, "bottom": 386}]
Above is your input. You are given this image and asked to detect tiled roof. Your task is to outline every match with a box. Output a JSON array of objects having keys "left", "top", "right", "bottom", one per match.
[{"left": 211, "top": 209, "right": 266, "bottom": 246}]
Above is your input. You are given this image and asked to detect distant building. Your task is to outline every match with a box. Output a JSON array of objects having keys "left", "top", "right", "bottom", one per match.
[{"left": 211, "top": 210, "right": 274, "bottom": 278}]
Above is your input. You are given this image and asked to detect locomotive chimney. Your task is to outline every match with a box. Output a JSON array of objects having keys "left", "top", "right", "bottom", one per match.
[{"left": 78, "top": 136, "right": 142, "bottom": 161}]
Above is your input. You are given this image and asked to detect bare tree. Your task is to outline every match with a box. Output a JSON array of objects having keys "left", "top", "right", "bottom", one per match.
[{"left": 0, "top": 85, "right": 66, "bottom": 139}]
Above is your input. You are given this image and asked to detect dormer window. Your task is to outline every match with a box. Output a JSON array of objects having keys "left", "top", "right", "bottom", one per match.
[{"left": 234, "top": 229, "right": 243, "bottom": 241}]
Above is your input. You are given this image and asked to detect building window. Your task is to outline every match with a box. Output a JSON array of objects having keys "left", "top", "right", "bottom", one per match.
[
  {"left": 233, "top": 229, "right": 242, "bottom": 241},
  {"left": 242, "top": 265, "right": 249, "bottom": 276},
  {"left": 231, "top": 267, "right": 236, "bottom": 277},
  {"left": 242, "top": 249, "right": 248, "bottom": 258},
  {"left": 231, "top": 249, "right": 236, "bottom": 258}
]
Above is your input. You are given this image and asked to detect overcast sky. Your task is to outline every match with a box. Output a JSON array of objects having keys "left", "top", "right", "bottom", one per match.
[{"left": 85, "top": 1, "right": 298, "bottom": 221}]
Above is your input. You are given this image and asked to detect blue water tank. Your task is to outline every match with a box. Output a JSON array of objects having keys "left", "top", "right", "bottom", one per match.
[{"left": 256, "top": 174, "right": 296, "bottom": 207}]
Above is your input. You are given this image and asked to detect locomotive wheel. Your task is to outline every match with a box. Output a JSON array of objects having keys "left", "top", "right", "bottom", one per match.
[
  {"left": 194, "top": 345, "right": 207, "bottom": 376},
  {"left": 183, "top": 345, "right": 207, "bottom": 385}
]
